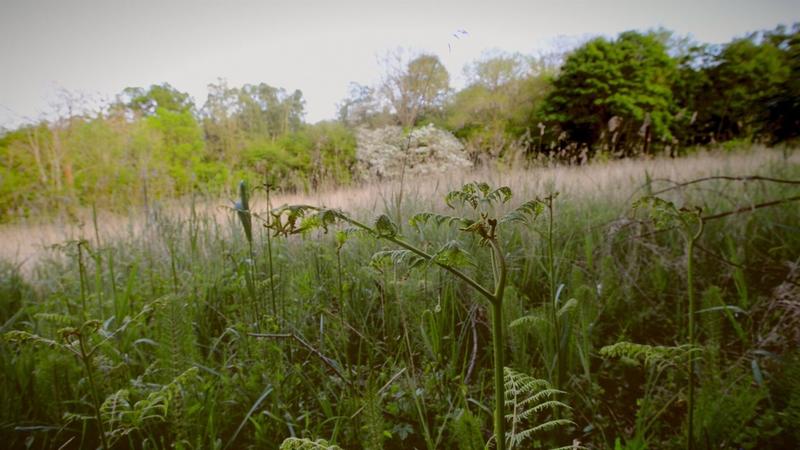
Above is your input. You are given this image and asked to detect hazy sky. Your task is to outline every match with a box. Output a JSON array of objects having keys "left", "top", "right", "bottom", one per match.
[{"left": 1, "top": 0, "right": 798, "bottom": 128}]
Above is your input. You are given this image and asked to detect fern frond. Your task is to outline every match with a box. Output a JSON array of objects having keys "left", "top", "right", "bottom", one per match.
[
  {"left": 279, "top": 437, "right": 343, "bottom": 450},
  {"left": 34, "top": 313, "right": 76, "bottom": 326},
  {"left": 511, "top": 418, "right": 575, "bottom": 444},
  {"left": 2, "top": 330, "right": 61, "bottom": 349},
  {"left": 600, "top": 341, "right": 698, "bottom": 370},
  {"left": 504, "top": 367, "right": 574, "bottom": 449},
  {"left": 509, "top": 309, "right": 548, "bottom": 330}
]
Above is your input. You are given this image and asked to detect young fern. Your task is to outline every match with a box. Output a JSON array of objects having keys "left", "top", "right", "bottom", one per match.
[
  {"left": 600, "top": 341, "right": 701, "bottom": 447},
  {"left": 279, "top": 437, "right": 343, "bottom": 450},
  {"left": 3, "top": 300, "right": 163, "bottom": 450},
  {"left": 504, "top": 367, "right": 574, "bottom": 450},
  {"left": 100, "top": 367, "right": 200, "bottom": 446}
]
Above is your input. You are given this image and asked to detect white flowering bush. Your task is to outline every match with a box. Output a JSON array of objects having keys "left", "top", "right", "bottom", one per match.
[{"left": 355, "top": 124, "right": 472, "bottom": 181}]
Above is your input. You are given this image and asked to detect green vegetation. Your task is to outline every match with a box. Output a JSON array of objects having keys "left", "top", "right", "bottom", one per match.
[
  {"left": 1, "top": 18, "right": 799, "bottom": 450},
  {"left": 1, "top": 148, "right": 799, "bottom": 448},
  {"left": 2, "top": 24, "right": 799, "bottom": 222}
]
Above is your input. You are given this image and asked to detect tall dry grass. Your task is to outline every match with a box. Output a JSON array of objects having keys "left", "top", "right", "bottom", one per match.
[{"left": 1, "top": 146, "right": 795, "bottom": 273}]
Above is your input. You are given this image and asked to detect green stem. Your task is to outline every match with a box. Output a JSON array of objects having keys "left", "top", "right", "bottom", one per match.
[
  {"left": 78, "top": 241, "right": 88, "bottom": 321},
  {"left": 386, "top": 235, "right": 495, "bottom": 301},
  {"left": 266, "top": 185, "right": 277, "bottom": 317},
  {"left": 492, "top": 299, "right": 506, "bottom": 450},
  {"left": 547, "top": 199, "right": 561, "bottom": 390},
  {"left": 686, "top": 238, "right": 695, "bottom": 450},
  {"left": 79, "top": 337, "right": 109, "bottom": 450},
  {"left": 685, "top": 215, "right": 704, "bottom": 450},
  {"left": 336, "top": 246, "right": 344, "bottom": 328},
  {"left": 489, "top": 238, "right": 507, "bottom": 450},
  {"left": 322, "top": 209, "right": 495, "bottom": 301}
]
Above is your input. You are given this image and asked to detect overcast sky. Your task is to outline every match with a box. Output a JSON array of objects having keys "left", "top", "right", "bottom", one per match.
[{"left": 1, "top": 0, "right": 798, "bottom": 129}]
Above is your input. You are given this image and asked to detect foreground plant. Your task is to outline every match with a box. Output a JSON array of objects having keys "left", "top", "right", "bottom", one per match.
[
  {"left": 634, "top": 196, "right": 704, "bottom": 449},
  {"left": 264, "top": 182, "right": 545, "bottom": 450},
  {"left": 3, "top": 301, "right": 161, "bottom": 450}
]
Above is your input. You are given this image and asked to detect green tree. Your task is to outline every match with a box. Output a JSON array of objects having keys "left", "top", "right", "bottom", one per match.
[
  {"left": 704, "top": 34, "right": 789, "bottom": 141},
  {"left": 446, "top": 53, "right": 551, "bottom": 160},
  {"left": 120, "top": 83, "right": 194, "bottom": 116},
  {"left": 380, "top": 51, "right": 450, "bottom": 128},
  {"left": 541, "top": 31, "right": 677, "bottom": 155},
  {"left": 764, "top": 24, "right": 800, "bottom": 143}
]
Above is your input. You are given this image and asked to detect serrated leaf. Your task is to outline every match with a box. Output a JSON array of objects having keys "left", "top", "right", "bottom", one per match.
[
  {"left": 409, "top": 212, "right": 473, "bottom": 231},
  {"left": 374, "top": 214, "right": 398, "bottom": 238},
  {"left": 485, "top": 186, "right": 513, "bottom": 205},
  {"left": 499, "top": 200, "right": 545, "bottom": 225},
  {"left": 371, "top": 249, "right": 426, "bottom": 270},
  {"left": 431, "top": 240, "right": 475, "bottom": 268}
]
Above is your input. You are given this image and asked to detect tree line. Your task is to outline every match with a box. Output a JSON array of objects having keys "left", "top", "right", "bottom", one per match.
[{"left": 1, "top": 24, "right": 798, "bottom": 221}]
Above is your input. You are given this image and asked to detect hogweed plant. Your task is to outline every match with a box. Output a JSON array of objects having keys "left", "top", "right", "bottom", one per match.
[
  {"left": 262, "top": 182, "right": 547, "bottom": 450},
  {"left": 634, "top": 196, "right": 705, "bottom": 450}
]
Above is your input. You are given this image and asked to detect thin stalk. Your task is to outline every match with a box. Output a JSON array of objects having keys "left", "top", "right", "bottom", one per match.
[
  {"left": 687, "top": 238, "right": 695, "bottom": 450},
  {"left": 547, "top": 198, "right": 561, "bottom": 389},
  {"left": 489, "top": 238, "right": 507, "bottom": 450},
  {"left": 336, "top": 246, "right": 344, "bottom": 328},
  {"left": 265, "top": 184, "right": 277, "bottom": 317},
  {"left": 685, "top": 217, "right": 703, "bottom": 450},
  {"left": 78, "top": 337, "right": 109, "bottom": 450},
  {"left": 77, "top": 241, "right": 88, "bottom": 321}
]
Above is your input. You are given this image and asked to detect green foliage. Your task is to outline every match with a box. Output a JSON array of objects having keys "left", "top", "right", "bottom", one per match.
[
  {"left": 279, "top": 437, "right": 343, "bottom": 450},
  {"left": 503, "top": 367, "right": 573, "bottom": 449},
  {"left": 445, "top": 52, "right": 552, "bottom": 159},
  {"left": 101, "top": 367, "right": 201, "bottom": 445},
  {"left": 235, "top": 180, "right": 252, "bottom": 245},
  {"left": 541, "top": 31, "right": 677, "bottom": 153},
  {"left": 633, "top": 195, "right": 703, "bottom": 240},
  {"left": 121, "top": 83, "right": 194, "bottom": 115},
  {"left": 600, "top": 341, "right": 696, "bottom": 371}
]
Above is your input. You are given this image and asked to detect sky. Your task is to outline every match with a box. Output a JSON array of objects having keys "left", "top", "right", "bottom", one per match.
[{"left": 1, "top": 0, "right": 798, "bottom": 129}]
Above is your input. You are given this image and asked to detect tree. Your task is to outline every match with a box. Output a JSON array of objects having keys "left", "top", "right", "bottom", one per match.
[
  {"left": 380, "top": 50, "right": 450, "bottom": 128},
  {"left": 120, "top": 83, "right": 194, "bottom": 116},
  {"left": 336, "top": 82, "right": 390, "bottom": 127},
  {"left": 541, "top": 31, "right": 677, "bottom": 155},
  {"left": 446, "top": 53, "right": 551, "bottom": 161},
  {"left": 764, "top": 24, "right": 800, "bottom": 143},
  {"left": 704, "top": 34, "right": 789, "bottom": 141}
]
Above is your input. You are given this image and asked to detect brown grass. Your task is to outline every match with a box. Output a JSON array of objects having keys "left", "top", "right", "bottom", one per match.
[{"left": 1, "top": 146, "right": 795, "bottom": 273}]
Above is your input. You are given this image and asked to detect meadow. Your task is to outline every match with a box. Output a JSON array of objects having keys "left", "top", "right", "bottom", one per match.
[{"left": 1, "top": 146, "right": 799, "bottom": 449}]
